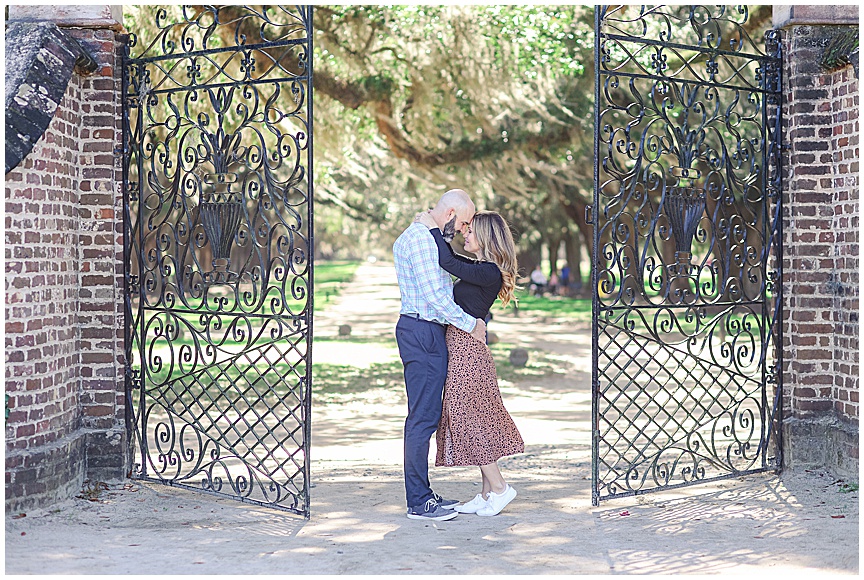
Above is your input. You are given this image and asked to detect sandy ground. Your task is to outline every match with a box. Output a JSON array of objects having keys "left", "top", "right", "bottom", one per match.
[{"left": 5, "top": 261, "right": 859, "bottom": 575}]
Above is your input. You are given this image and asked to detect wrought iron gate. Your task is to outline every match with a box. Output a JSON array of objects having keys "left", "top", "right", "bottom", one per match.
[
  {"left": 123, "top": 6, "right": 314, "bottom": 515},
  {"left": 592, "top": 5, "right": 782, "bottom": 505}
]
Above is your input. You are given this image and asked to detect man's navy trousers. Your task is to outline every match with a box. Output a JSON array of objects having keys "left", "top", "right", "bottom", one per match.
[{"left": 395, "top": 314, "right": 448, "bottom": 508}]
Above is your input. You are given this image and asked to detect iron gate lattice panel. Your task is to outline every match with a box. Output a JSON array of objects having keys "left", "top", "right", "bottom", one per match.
[
  {"left": 592, "top": 5, "right": 783, "bottom": 505},
  {"left": 122, "top": 5, "right": 314, "bottom": 515}
]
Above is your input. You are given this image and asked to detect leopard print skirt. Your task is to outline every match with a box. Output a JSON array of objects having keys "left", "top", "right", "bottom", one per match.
[{"left": 435, "top": 325, "right": 524, "bottom": 467}]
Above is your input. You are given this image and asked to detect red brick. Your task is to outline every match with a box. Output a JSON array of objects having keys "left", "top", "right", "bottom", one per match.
[{"left": 6, "top": 28, "right": 124, "bottom": 509}]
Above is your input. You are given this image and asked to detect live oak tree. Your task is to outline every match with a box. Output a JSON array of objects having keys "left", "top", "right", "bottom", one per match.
[{"left": 123, "top": 5, "right": 771, "bottom": 286}]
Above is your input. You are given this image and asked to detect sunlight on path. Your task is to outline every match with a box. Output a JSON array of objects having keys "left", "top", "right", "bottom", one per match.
[
  {"left": 314, "top": 259, "right": 402, "bottom": 341},
  {"left": 5, "top": 261, "right": 857, "bottom": 576},
  {"left": 314, "top": 340, "right": 400, "bottom": 367}
]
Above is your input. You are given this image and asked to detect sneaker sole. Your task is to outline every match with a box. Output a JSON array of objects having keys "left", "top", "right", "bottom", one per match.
[
  {"left": 407, "top": 511, "right": 458, "bottom": 521},
  {"left": 454, "top": 503, "right": 486, "bottom": 514}
]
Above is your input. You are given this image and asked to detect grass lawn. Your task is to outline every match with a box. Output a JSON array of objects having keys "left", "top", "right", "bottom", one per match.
[
  {"left": 142, "top": 260, "right": 577, "bottom": 399},
  {"left": 492, "top": 289, "right": 592, "bottom": 321},
  {"left": 312, "top": 338, "right": 569, "bottom": 401},
  {"left": 315, "top": 260, "right": 361, "bottom": 309},
  {"left": 315, "top": 259, "right": 592, "bottom": 320}
]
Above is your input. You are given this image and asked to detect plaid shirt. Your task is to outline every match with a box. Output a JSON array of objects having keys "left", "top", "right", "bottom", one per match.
[{"left": 393, "top": 222, "right": 475, "bottom": 332}]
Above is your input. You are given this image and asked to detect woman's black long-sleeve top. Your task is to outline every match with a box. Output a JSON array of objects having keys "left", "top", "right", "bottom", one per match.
[{"left": 429, "top": 227, "right": 502, "bottom": 320}]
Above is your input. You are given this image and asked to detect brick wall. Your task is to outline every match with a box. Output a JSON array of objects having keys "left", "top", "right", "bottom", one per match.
[
  {"left": 4, "top": 27, "right": 126, "bottom": 513},
  {"left": 5, "top": 71, "right": 85, "bottom": 507},
  {"left": 828, "top": 64, "right": 859, "bottom": 423},
  {"left": 781, "top": 23, "right": 859, "bottom": 476}
]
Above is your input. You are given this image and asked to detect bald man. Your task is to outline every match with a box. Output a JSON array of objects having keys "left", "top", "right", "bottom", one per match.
[{"left": 393, "top": 189, "right": 487, "bottom": 521}]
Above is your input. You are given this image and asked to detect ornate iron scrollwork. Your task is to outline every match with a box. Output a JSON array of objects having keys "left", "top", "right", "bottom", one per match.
[
  {"left": 198, "top": 128, "right": 246, "bottom": 284},
  {"left": 663, "top": 185, "right": 706, "bottom": 273},
  {"left": 592, "top": 5, "right": 783, "bottom": 506},
  {"left": 199, "top": 189, "right": 244, "bottom": 284},
  {"left": 123, "top": 6, "right": 314, "bottom": 516}
]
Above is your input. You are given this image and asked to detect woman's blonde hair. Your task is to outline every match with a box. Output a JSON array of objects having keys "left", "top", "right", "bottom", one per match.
[{"left": 470, "top": 211, "right": 519, "bottom": 308}]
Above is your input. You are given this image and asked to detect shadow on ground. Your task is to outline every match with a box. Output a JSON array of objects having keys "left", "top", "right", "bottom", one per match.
[{"left": 5, "top": 262, "right": 858, "bottom": 575}]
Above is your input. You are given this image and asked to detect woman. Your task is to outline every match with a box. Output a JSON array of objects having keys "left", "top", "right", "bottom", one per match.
[{"left": 416, "top": 210, "right": 524, "bottom": 517}]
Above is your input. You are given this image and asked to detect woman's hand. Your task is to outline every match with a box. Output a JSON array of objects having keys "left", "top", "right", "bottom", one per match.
[{"left": 414, "top": 210, "right": 438, "bottom": 229}]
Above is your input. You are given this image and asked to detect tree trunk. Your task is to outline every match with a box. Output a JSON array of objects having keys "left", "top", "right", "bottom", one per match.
[
  {"left": 560, "top": 196, "right": 597, "bottom": 298},
  {"left": 564, "top": 230, "right": 583, "bottom": 295},
  {"left": 516, "top": 241, "right": 542, "bottom": 282},
  {"left": 547, "top": 236, "right": 562, "bottom": 278}
]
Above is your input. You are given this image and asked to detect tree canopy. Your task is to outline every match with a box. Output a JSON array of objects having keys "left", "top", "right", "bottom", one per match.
[
  {"left": 305, "top": 5, "right": 596, "bottom": 267},
  {"left": 122, "top": 5, "right": 772, "bottom": 279}
]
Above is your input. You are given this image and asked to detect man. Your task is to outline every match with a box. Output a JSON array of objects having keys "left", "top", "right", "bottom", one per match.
[
  {"left": 530, "top": 265, "right": 547, "bottom": 295},
  {"left": 560, "top": 263, "right": 570, "bottom": 296},
  {"left": 393, "top": 189, "right": 487, "bottom": 521}
]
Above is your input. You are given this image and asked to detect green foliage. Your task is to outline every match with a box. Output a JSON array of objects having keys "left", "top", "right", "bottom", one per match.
[
  {"left": 821, "top": 27, "right": 859, "bottom": 71},
  {"left": 311, "top": 4, "right": 597, "bottom": 253}
]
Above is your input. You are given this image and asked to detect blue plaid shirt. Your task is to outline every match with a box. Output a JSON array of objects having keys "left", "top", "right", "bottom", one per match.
[{"left": 393, "top": 222, "right": 476, "bottom": 332}]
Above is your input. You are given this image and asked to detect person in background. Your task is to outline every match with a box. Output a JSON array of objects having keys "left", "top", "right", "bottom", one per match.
[
  {"left": 560, "top": 263, "right": 571, "bottom": 296},
  {"left": 548, "top": 271, "right": 559, "bottom": 295},
  {"left": 529, "top": 265, "right": 547, "bottom": 296}
]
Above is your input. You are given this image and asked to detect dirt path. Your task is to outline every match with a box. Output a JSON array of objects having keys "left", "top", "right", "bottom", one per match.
[{"left": 5, "top": 261, "right": 859, "bottom": 575}]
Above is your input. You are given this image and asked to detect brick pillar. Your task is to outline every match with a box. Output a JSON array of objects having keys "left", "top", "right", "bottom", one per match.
[
  {"left": 4, "top": 6, "right": 126, "bottom": 512},
  {"left": 64, "top": 20, "right": 128, "bottom": 483},
  {"left": 775, "top": 5, "right": 859, "bottom": 477}
]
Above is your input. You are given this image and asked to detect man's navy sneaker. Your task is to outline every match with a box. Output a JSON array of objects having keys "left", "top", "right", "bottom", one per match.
[
  {"left": 432, "top": 491, "right": 460, "bottom": 510},
  {"left": 407, "top": 498, "right": 458, "bottom": 521}
]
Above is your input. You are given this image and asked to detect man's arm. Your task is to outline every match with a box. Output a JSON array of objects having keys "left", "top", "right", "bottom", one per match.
[{"left": 409, "top": 229, "right": 479, "bottom": 333}]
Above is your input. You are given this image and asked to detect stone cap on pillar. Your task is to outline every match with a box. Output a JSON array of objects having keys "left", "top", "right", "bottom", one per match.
[
  {"left": 5, "top": 21, "right": 100, "bottom": 173},
  {"left": 774, "top": 5, "right": 859, "bottom": 28},
  {"left": 6, "top": 5, "right": 124, "bottom": 31}
]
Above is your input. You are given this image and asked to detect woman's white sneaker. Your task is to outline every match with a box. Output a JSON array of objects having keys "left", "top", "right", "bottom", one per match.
[
  {"left": 476, "top": 485, "right": 516, "bottom": 516},
  {"left": 454, "top": 493, "right": 489, "bottom": 514}
]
